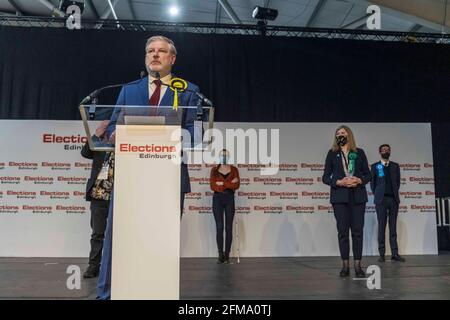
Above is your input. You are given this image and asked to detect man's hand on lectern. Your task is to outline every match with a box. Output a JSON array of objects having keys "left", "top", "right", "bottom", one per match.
[
  {"left": 109, "top": 130, "right": 116, "bottom": 144},
  {"left": 95, "top": 120, "right": 109, "bottom": 138}
]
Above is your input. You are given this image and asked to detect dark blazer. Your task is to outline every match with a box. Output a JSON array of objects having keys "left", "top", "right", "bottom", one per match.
[
  {"left": 106, "top": 76, "right": 199, "bottom": 193},
  {"left": 81, "top": 139, "right": 107, "bottom": 201},
  {"left": 322, "top": 147, "right": 371, "bottom": 204},
  {"left": 370, "top": 161, "right": 401, "bottom": 205}
]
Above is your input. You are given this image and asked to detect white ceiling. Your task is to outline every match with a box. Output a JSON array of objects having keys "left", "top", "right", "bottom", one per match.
[{"left": 0, "top": 0, "right": 444, "bottom": 33}]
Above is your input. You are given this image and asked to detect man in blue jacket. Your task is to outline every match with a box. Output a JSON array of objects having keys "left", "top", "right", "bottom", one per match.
[
  {"left": 370, "top": 144, "right": 405, "bottom": 263},
  {"left": 96, "top": 35, "right": 200, "bottom": 299}
]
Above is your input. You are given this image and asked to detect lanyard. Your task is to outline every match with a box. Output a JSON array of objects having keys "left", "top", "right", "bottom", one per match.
[{"left": 341, "top": 151, "right": 349, "bottom": 172}]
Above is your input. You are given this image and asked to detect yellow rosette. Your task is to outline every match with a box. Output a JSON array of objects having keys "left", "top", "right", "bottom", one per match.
[{"left": 169, "top": 78, "right": 188, "bottom": 111}]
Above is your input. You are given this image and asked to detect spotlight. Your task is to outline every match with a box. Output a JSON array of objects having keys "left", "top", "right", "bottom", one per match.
[
  {"left": 252, "top": 6, "right": 278, "bottom": 21},
  {"left": 59, "top": 0, "right": 85, "bottom": 14},
  {"left": 169, "top": 5, "right": 179, "bottom": 16}
]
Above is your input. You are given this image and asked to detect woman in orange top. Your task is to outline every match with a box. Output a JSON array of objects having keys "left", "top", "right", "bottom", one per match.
[{"left": 210, "top": 149, "right": 240, "bottom": 264}]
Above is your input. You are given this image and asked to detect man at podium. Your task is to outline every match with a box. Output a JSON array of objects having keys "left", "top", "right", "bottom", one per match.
[{"left": 96, "top": 35, "right": 200, "bottom": 300}]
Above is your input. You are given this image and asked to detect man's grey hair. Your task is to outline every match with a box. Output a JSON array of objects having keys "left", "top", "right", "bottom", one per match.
[{"left": 145, "top": 35, "right": 177, "bottom": 55}]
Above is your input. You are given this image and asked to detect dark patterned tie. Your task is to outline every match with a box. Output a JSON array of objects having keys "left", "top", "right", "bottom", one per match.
[{"left": 149, "top": 79, "right": 162, "bottom": 116}]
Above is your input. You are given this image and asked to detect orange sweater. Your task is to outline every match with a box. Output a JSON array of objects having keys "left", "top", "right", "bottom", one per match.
[{"left": 210, "top": 165, "right": 240, "bottom": 193}]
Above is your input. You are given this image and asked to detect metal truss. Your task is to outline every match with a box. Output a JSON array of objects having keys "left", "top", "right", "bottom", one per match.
[{"left": 1, "top": 15, "right": 450, "bottom": 44}]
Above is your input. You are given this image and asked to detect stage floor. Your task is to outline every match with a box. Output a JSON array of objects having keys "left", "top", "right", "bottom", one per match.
[{"left": 1, "top": 254, "right": 450, "bottom": 300}]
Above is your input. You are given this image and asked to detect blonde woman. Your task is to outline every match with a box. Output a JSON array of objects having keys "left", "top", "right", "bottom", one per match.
[{"left": 322, "top": 126, "right": 371, "bottom": 278}]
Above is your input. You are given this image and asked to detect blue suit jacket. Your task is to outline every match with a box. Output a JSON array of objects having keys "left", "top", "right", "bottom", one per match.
[
  {"left": 107, "top": 76, "right": 200, "bottom": 193},
  {"left": 322, "top": 148, "right": 371, "bottom": 204},
  {"left": 370, "top": 161, "right": 401, "bottom": 205}
]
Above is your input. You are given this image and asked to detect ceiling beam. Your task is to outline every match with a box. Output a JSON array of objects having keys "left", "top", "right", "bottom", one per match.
[
  {"left": 340, "top": 13, "right": 371, "bottom": 29},
  {"left": 215, "top": 0, "right": 222, "bottom": 24},
  {"left": 38, "top": 0, "right": 65, "bottom": 17},
  {"left": 218, "top": 0, "right": 242, "bottom": 24},
  {"left": 306, "top": 0, "right": 327, "bottom": 27},
  {"left": 347, "top": 23, "right": 367, "bottom": 40},
  {"left": 7, "top": 0, "right": 24, "bottom": 16},
  {"left": 96, "top": 0, "right": 120, "bottom": 29},
  {"left": 85, "top": 0, "right": 100, "bottom": 19},
  {"left": 98, "top": 0, "right": 121, "bottom": 19},
  {"left": 126, "top": 0, "right": 136, "bottom": 20},
  {"left": 107, "top": 0, "right": 118, "bottom": 20},
  {"left": 0, "top": 10, "right": 15, "bottom": 16},
  {"left": 409, "top": 23, "right": 422, "bottom": 33}
]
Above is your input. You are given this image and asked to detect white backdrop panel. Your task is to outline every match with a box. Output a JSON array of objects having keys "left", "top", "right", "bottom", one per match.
[{"left": 0, "top": 121, "right": 438, "bottom": 257}]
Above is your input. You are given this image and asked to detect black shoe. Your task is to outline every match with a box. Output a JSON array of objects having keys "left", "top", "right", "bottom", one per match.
[
  {"left": 391, "top": 254, "right": 405, "bottom": 262},
  {"left": 339, "top": 267, "right": 350, "bottom": 277},
  {"left": 223, "top": 252, "right": 230, "bottom": 264},
  {"left": 217, "top": 252, "right": 225, "bottom": 264},
  {"left": 354, "top": 267, "right": 366, "bottom": 278},
  {"left": 83, "top": 265, "right": 99, "bottom": 278},
  {"left": 378, "top": 256, "right": 385, "bottom": 262}
]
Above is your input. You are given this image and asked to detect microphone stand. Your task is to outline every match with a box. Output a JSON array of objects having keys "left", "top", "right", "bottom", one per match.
[
  {"left": 80, "top": 80, "right": 141, "bottom": 120},
  {"left": 158, "top": 82, "right": 213, "bottom": 120}
]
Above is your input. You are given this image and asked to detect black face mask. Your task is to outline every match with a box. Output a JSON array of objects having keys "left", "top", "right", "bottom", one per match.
[
  {"left": 381, "top": 152, "right": 390, "bottom": 160},
  {"left": 336, "top": 135, "right": 348, "bottom": 147}
]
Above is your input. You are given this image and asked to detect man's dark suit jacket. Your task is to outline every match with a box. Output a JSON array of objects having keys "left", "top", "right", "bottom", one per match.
[
  {"left": 106, "top": 76, "right": 200, "bottom": 193},
  {"left": 370, "top": 161, "right": 401, "bottom": 205}
]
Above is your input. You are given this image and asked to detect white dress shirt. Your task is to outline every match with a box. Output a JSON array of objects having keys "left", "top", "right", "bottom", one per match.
[{"left": 148, "top": 73, "right": 172, "bottom": 105}]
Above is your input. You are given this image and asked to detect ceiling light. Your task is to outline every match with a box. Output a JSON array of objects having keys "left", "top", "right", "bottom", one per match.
[{"left": 169, "top": 5, "right": 179, "bottom": 17}]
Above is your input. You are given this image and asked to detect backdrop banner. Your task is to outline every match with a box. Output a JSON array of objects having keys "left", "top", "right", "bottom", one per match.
[{"left": 0, "top": 121, "right": 437, "bottom": 257}]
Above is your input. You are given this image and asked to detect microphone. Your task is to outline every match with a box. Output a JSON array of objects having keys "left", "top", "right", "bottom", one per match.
[
  {"left": 80, "top": 84, "right": 123, "bottom": 105},
  {"left": 157, "top": 77, "right": 212, "bottom": 121},
  {"left": 80, "top": 72, "right": 146, "bottom": 105},
  {"left": 158, "top": 76, "right": 213, "bottom": 107},
  {"left": 194, "top": 91, "right": 213, "bottom": 107},
  {"left": 146, "top": 72, "right": 212, "bottom": 107},
  {"left": 80, "top": 74, "right": 144, "bottom": 119}
]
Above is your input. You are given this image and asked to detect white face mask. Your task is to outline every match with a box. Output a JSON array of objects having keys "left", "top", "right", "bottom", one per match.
[{"left": 219, "top": 152, "right": 229, "bottom": 164}]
